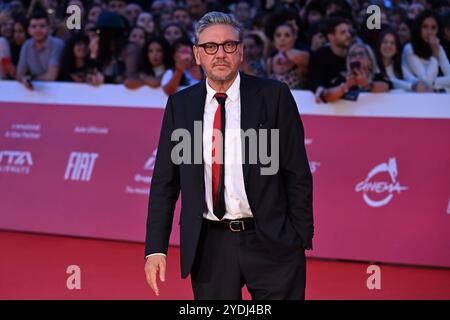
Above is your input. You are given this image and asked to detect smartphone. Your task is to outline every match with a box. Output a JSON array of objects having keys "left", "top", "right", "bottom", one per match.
[
  {"left": 24, "top": 77, "right": 34, "bottom": 90},
  {"left": 343, "top": 89, "right": 359, "bottom": 101}
]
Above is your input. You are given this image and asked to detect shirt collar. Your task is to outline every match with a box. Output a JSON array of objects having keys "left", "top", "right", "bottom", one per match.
[
  {"left": 32, "top": 36, "right": 51, "bottom": 50},
  {"left": 205, "top": 72, "right": 240, "bottom": 105}
]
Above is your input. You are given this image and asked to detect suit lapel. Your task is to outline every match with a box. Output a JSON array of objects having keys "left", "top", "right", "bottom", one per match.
[
  {"left": 240, "top": 73, "right": 262, "bottom": 183},
  {"left": 188, "top": 81, "right": 208, "bottom": 212}
]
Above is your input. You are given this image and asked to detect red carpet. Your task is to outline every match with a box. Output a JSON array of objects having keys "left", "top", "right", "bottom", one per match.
[{"left": 1, "top": 231, "right": 449, "bottom": 300}]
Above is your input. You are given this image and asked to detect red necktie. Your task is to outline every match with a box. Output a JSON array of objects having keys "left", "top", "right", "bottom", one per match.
[{"left": 212, "top": 92, "right": 227, "bottom": 220}]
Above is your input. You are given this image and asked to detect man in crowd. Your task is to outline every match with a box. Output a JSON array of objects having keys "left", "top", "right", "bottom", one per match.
[
  {"left": 307, "top": 17, "right": 352, "bottom": 95},
  {"left": 16, "top": 11, "right": 63, "bottom": 89}
]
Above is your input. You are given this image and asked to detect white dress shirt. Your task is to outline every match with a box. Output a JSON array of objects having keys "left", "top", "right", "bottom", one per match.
[{"left": 203, "top": 73, "right": 253, "bottom": 221}]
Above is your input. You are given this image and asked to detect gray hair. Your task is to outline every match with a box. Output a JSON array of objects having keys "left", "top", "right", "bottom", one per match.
[
  {"left": 194, "top": 11, "right": 242, "bottom": 45},
  {"left": 346, "top": 43, "right": 380, "bottom": 79}
]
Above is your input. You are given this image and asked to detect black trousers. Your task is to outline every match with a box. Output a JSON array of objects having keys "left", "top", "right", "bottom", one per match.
[{"left": 190, "top": 219, "right": 306, "bottom": 300}]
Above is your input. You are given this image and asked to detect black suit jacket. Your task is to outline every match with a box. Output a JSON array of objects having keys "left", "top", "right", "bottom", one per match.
[{"left": 145, "top": 73, "right": 314, "bottom": 278}]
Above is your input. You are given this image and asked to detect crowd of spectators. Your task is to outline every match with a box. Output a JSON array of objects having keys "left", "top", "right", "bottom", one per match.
[{"left": 1, "top": 0, "right": 450, "bottom": 99}]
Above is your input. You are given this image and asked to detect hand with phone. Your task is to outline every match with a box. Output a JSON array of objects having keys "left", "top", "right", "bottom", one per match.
[
  {"left": 175, "top": 47, "right": 192, "bottom": 72},
  {"left": 86, "top": 69, "right": 104, "bottom": 86},
  {"left": 1, "top": 56, "right": 11, "bottom": 79},
  {"left": 20, "top": 75, "right": 34, "bottom": 90},
  {"left": 349, "top": 60, "right": 370, "bottom": 89}
]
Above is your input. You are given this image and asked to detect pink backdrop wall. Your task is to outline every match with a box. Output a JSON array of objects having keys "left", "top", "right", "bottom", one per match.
[{"left": 1, "top": 82, "right": 449, "bottom": 267}]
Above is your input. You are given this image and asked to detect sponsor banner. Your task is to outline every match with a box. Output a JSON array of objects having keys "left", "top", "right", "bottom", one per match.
[
  {"left": 1, "top": 83, "right": 449, "bottom": 267},
  {"left": 303, "top": 115, "right": 450, "bottom": 267},
  {"left": 0, "top": 102, "right": 180, "bottom": 245}
]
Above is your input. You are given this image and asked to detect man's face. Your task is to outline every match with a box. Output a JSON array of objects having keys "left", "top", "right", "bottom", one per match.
[
  {"left": 108, "top": 0, "right": 126, "bottom": 16},
  {"left": 186, "top": 0, "right": 207, "bottom": 20},
  {"left": 235, "top": 2, "right": 251, "bottom": 22},
  {"left": 243, "top": 36, "right": 261, "bottom": 60},
  {"left": 174, "top": 9, "right": 191, "bottom": 30},
  {"left": 164, "top": 25, "right": 183, "bottom": 45},
  {"left": 28, "top": 18, "right": 49, "bottom": 43},
  {"left": 0, "top": 17, "right": 14, "bottom": 38},
  {"left": 125, "top": 4, "right": 142, "bottom": 24},
  {"left": 444, "top": 26, "right": 450, "bottom": 41},
  {"left": 193, "top": 24, "right": 243, "bottom": 83},
  {"left": 88, "top": 5, "right": 102, "bottom": 24},
  {"left": 329, "top": 23, "right": 351, "bottom": 49},
  {"left": 137, "top": 12, "right": 154, "bottom": 34},
  {"left": 10, "top": 0, "right": 25, "bottom": 16}
]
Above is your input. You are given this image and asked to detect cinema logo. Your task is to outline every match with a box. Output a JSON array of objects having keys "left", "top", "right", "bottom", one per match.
[
  {"left": 0, "top": 150, "right": 33, "bottom": 174},
  {"left": 143, "top": 149, "right": 157, "bottom": 172},
  {"left": 64, "top": 152, "right": 98, "bottom": 181},
  {"left": 355, "top": 157, "right": 408, "bottom": 208}
]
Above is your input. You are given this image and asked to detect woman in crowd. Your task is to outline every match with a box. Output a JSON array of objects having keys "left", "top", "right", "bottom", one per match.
[
  {"left": 241, "top": 32, "right": 267, "bottom": 77},
  {"left": 136, "top": 12, "right": 155, "bottom": 37},
  {"left": 161, "top": 37, "right": 203, "bottom": 95},
  {"left": 397, "top": 20, "right": 412, "bottom": 46},
  {"left": 128, "top": 26, "right": 146, "bottom": 48},
  {"left": 88, "top": 11, "right": 141, "bottom": 86},
  {"left": 7, "top": 17, "right": 28, "bottom": 77},
  {"left": 267, "top": 23, "right": 309, "bottom": 89},
  {"left": 307, "top": 20, "right": 327, "bottom": 52},
  {"left": 316, "top": 43, "right": 391, "bottom": 103},
  {"left": 402, "top": 10, "right": 450, "bottom": 91},
  {"left": 124, "top": 36, "right": 172, "bottom": 89},
  {"left": 162, "top": 22, "right": 186, "bottom": 46},
  {"left": 375, "top": 28, "right": 430, "bottom": 91},
  {"left": 58, "top": 32, "right": 90, "bottom": 82}
]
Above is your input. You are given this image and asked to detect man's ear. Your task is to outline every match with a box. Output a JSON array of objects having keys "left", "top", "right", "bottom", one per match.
[{"left": 193, "top": 45, "right": 201, "bottom": 65}]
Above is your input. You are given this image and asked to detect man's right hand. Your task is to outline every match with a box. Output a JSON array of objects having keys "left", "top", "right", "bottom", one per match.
[{"left": 144, "top": 255, "right": 166, "bottom": 296}]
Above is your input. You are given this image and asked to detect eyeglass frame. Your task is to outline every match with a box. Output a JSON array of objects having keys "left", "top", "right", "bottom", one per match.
[
  {"left": 196, "top": 40, "right": 242, "bottom": 55},
  {"left": 348, "top": 51, "right": 368, "bottom": 59}
]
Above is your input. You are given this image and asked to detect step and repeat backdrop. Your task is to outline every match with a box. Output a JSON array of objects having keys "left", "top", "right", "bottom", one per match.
[{"left": 1, "top": 81, "right": 449, "bottom": 267}]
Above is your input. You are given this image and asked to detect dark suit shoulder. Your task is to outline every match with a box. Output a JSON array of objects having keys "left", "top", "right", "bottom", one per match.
[
  {"left": 166, "top": 81, "right": 205, "bottom": 114},
  {"left": 168, "top": 81, "right": 205, "bottom": 100}
]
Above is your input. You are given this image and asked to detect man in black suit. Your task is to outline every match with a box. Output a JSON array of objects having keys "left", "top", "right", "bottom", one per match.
[{"left": 144, "top": 11, "right": 314, "bottom": 300}]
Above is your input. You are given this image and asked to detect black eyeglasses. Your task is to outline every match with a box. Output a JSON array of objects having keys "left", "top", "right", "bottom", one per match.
[{"left": 196, "top": 41, "right": 241, "bottom": 55}]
